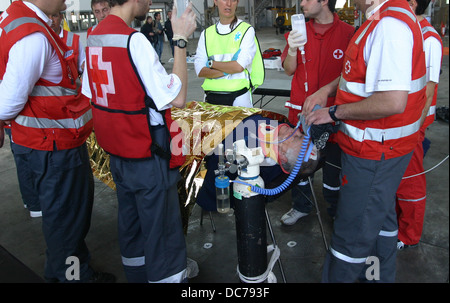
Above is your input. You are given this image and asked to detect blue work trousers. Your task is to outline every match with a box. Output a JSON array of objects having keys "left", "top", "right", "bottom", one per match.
[
  {"left": 322, "top": 151, "right": 412, "bottom": 283},
  {"left": 27, "top": 143, "right": 94, "bottom": 282},
  {"left": 110, "top": 126, "right": 187, "bottom": 283}
]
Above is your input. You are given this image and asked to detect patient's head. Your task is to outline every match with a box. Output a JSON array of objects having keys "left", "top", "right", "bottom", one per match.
[{"left": 277, "top": 124, "right": 320, "bottom": 175}]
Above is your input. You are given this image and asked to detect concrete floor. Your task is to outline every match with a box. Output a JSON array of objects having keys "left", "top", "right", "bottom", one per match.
[{"left": 0, "top": 27, "right": 448, "bottom": 284}]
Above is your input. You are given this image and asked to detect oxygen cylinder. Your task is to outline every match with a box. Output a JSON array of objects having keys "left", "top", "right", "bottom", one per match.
[{"left": 233, "top": 175, "right": 267, "bottom": 282}]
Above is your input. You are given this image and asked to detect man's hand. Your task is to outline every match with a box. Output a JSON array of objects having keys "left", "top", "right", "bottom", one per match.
[
  {"left": 305, "top": 107, "right": 333, "bottom": 126},
  {"left": 171, "top": 2, "right": 197, "bottom": 42},
  {"left": 303, "top": 88, "right": 329, "bottom": 115},
  {"left": 287, "top": 30, "right": 305, "bottom": 56}
]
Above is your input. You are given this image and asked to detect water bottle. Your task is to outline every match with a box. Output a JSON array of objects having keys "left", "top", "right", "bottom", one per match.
[
  {"left": 176, "top": 0, "right": 189, "bottom": 17},
  {"left": 215, "top": 176, "right": 230, "bottom": 213},
  {"left": 291, "top": 14, "right": 307, "bottom": 51}
]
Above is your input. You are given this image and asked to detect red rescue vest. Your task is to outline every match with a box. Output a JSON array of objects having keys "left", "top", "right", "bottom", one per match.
[
  {"left": 0, "top": 1, "right": 93, "bottom": 151},
  {"left": 334, "top": 0, "right": 427, "bottom": 160},
  {"left": 85, "top": 15, "right": 185, "bottom": 168},
  {"left": 61, "top": 29, "right": 81, "bottom": 75},
  {"left": 419, "top": 18, "right": 443, "bottom": 130},
  {"left": 283, "top": 13, "right": 355, "bottom": 115}
]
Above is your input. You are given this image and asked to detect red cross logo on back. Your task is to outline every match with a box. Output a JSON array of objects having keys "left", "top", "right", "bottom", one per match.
[{"left": 88, "top": 47, "right": 115, "bottom": 106}]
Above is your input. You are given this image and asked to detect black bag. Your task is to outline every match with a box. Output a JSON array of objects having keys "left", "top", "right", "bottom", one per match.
[{"left": 204, "top": 88, "right": 248, "bottom": 106}]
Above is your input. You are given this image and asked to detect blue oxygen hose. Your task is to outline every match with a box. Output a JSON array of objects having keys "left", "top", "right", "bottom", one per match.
[{"left": 232, "top": 126, "right": 311, "bottom": 196}]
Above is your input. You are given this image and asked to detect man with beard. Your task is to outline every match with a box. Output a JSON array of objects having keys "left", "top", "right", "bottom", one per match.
[
  {"left": 82, "top": 0, "right": 197, "bottom": 283},
  {"left": 0, "top": 0, "right": 113, "bottom": 282}
]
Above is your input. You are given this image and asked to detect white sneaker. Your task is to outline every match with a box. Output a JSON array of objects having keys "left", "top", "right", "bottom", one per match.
[
  {"left": 397, "top": 240, "right": 418, "bottom": 250},
  {"left": 280, "top": 208, "right": 308, "bottom": 225}
]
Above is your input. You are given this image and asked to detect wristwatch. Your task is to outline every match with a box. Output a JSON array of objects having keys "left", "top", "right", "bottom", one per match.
[
  {"left": 173, "top": 39, "right": 187, "bottom": 49},
  {"left": 207, "top": 59, "right": 213, "bottom": 68},
  {"left": 329, "top": 105, "right": 340, "bottom": 122}
]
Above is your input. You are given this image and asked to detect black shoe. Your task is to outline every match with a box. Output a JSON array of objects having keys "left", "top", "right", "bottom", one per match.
[{"left": 88, "top": 272, "right": 116, "bottom": 283}]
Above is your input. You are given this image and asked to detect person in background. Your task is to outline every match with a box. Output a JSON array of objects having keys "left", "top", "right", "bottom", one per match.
[
  {"left": 194, "top": 0, "right": 264, "bottom": 107},
  {"left": 279, "top": 0, "right": 354, "bottom": 225},
  {"left": 83, "top": 0, "right": 197, "bottom": 283},
  {"left": 49, "top": 11, "right": 86, "bottom": 75},
  {"left": 395, "top": 0, "right": 443, "bottom": 251},
  {"left": 141, "top": 15, "right": 156, "bottom": 47},
  {"left": 0, "top": 0, "right": 114, "bottom": 283},
  {"left": 165, "top": 10, "right": 174, "bottom": 56},
  {"left": 153, "top": 11, "right": 165, "bottom": 61},
  {"left": 87, "top": 0, "right": 111, "bottom": 36},
  {"left": 304, "top": 0, "right": 426, "bottom": 282}
]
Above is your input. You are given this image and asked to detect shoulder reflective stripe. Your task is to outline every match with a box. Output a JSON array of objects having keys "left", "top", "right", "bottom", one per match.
[
  {"left": 422, "top": 26, "right": 439, "bottom": 36},
  {"left": 285, "top": 101, "right": 302, "bottom": 110},
  {"left": 397, "top": 195, "right": 426, "bottom": 202},
  {"left": 427, "top": 105, "right": 436, "bottom": 116},
  {"left": 340, "top": 118, "right": 421, "bottom": 143},
  {"left": 339, "top": 76, "right": 426, "bottom": 98},
  {"left": 66, "top": 31, "right": 74, "bottom": 47},
  {"left": 2, "top": 16, "right": 40, "bottom": 33},
  {"left": 355, "top": 20, "right": 374, "bottom": 45},
  {"left": 382, "top": 6, "right": 416, "bottom": 23},
  {"left": 3, "top": 17, "right": 65, "bottom": 57},
  {"left": 355, "top": 7, "right": 416, "bottom": 46},
  {"left": 330, "top": 247, "right": 367, "bottom": 264},
  {"left": 29, "top": 85, "right": 78, "bottom": 97},
  {"left": 379, "top": 229, "right": 398, "bottom": 237},
  {"left": 15, "top": 109, "right": 92, "bottom": 129},
  {"left": 121, "top": 255, "right": 145, "bottom": 267},
  {"left": 87, "top": 34, "right": 129, "bottom": 48}
]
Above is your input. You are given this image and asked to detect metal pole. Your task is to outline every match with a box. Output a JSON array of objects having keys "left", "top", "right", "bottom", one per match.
[{"left": 265, "top": 207, "right": 287, "bottom": 283}]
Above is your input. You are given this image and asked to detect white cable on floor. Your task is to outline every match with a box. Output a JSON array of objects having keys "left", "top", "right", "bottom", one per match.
[{"left": 325, "top": 155, "right": 449, "bottom": 180}]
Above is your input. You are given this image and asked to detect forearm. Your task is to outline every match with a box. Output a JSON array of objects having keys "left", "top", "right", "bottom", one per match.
[
  {"left": 305, "top": 90, "right": 409, "bottom": 126},
  {"left": 420, "top": 82, "right": 436, "bottom": 126},
  {"left": 282, "top": 52, "right": 297, "bottom": 76},
  {"left": 171, "top": 45, "right": 188, "bottom": 108},
  {"left": 335, "top": 90, "right": 409, "bottom": 121}
]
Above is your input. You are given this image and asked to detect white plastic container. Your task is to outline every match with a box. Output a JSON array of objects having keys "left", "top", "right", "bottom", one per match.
[
  {"left": 291, "top": 14, "right": 307, "bottom": 50},
  {"left": 176, "top": 0, "right": 189, "bottom": 17}
]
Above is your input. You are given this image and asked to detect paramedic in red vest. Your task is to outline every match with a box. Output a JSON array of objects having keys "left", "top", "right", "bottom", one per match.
[
  {"left": 82, "top": 0, "right": 196, "bottom": 283},
  {"left": 49, "top": 11, "right": 85, "bottom": 75},
  {"left": 0, "top": 0, "right": 115, "bottom": 282},
  {"left": 395, "top": 0, "right": 443, "bottom": 251},
  {"left": 87, "top": 0, "right": 111, "bottom": 36},
  {"left": 304, "top": 0, "right": 426, "bottom": 282},
  {"left": 279, "top": 0, "right": 354, "bottom": 225}
]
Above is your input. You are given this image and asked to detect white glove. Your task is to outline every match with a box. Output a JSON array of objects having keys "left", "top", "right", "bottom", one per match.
[{"left": 287, "top": 30, "right": 304, "bottom": 56}]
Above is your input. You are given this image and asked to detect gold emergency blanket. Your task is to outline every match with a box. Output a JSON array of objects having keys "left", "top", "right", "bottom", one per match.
[{"left": 86, "top": 101, "right": 288, "bottom": 232}]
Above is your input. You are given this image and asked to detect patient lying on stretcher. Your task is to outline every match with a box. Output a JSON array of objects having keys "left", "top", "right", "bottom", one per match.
[{"left": 192, "top": 112, "right": 323, "bottom": 212}]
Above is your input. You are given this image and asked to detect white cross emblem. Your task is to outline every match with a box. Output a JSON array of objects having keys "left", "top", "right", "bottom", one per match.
[
  {"left": 88, "top": 47, "right": 115, "bottom": 107},
  {"left": 344, "top": 60, "right": 351, "bottom": 74}
]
